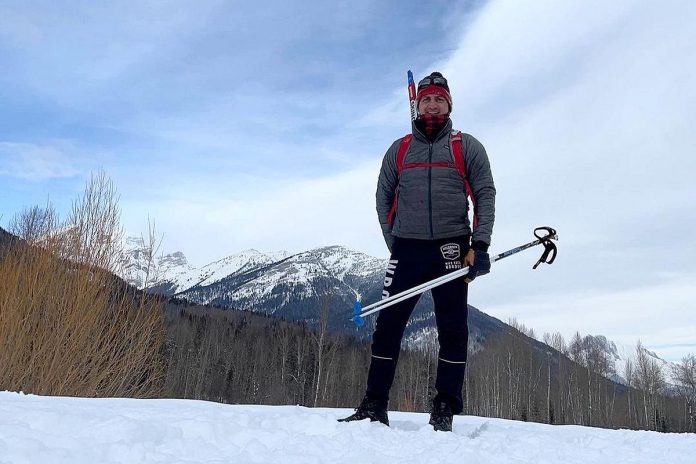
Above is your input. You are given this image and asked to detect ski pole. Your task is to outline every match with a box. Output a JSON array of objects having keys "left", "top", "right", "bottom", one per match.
[
  {"left": 350, "top": 227, "right": 558, "bottom": 327},
  {"left": 356, "top": 227, "right": 557, "bottom": 316}
]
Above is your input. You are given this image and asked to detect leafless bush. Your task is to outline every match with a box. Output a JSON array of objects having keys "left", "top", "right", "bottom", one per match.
[{"left": 0, "top": 172, "right": 165, "bottom": 397}]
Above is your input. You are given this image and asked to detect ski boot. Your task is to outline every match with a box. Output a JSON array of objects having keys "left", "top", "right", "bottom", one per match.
[
  {"left": 338, "top": 396, "right": 389, "bottom": 426},
  {"left": 429, "top": 400, "right": 453, "bottom": 432}
]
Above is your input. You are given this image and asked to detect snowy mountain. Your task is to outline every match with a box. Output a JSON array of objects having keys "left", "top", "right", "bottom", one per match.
[
  {"left": 613, "top": 341, "right": 680, "bottom": 386},
  {"left": 180, "top": 246, "right": 383, "bottom": 305},
  {"left": 119, "top": 236, "right": 182, "bottom": 289},
  {"left": 175, "top": 245, "right": 386, "bottom": 332},
  {"left": 551, "top": 334, "right": 679, "bottom": 389},
  {"left": 164, "top": 246, "right": 381, "bottom": 302},
  {"left": 129, "top": 243, "right": 446, "bottom": 338},
  {"left": 154, "top": 248, "right": 289, "bottom": 295},
  {"left": 119, "top": 236, "right": 290, "bottom": 295},
  {"left": 122, "top": 243, "right": 533, "bottom": 353},
  {"left": 2, "top": 392, "right": 694, "bottom": 464}
]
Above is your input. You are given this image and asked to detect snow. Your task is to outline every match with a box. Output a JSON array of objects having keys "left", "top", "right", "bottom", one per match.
[{"left": 1, "top": 392, "right": 693, "bottom": 464}]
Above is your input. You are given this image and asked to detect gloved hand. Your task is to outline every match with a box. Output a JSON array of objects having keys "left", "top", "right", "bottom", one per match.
[{"left": 464, "top": 248, "right": 490, "bottom": 283}]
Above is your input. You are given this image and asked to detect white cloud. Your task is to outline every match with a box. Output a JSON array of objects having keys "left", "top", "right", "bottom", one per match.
[
  {"left": 416, "top": 0, "right": 696, "bottom": 359},
  {"left": 0, "top": 142, "right": 81, "bottom": 181},
  {"left": 120, "top": 158, "right": 388, "bottom": 266},
  {"left": 481, "top": 276, "right": 696, "bottom": 362}
]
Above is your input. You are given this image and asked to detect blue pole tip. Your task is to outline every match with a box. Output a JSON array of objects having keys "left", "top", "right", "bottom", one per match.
[{"left": 352, "top": 301, "right": 364, "bottom": 327}]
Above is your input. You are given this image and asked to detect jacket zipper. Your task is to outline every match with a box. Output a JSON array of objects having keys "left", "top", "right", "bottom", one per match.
[{"left": 428, "top": 142, "right": 434, "bottom": 238}]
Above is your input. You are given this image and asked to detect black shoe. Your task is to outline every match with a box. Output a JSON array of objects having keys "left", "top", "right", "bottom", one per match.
[
  {"left": 429, "top": 400, "right": 453, "bottom": 432},
  {"left": 338, "top": 396, "right": 389, "bottom": 426}
]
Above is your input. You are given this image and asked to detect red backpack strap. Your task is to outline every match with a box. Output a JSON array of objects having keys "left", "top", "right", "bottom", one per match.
[
  {"left": 396, "top": 134, "right": 413, "bottom": 176},
  {"left": 450, "top": 131, "right": 466, "bottom": 180},
  {"left": 387, "top": 134, "right": 413, "bottom": 225},
  {"left": 451, "top": 131, "right": 478, "bottom": 228}
]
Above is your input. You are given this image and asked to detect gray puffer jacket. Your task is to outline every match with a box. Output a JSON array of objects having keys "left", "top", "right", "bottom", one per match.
[{"left": 376, "top": 119, "right": 496, "bottom": 252}]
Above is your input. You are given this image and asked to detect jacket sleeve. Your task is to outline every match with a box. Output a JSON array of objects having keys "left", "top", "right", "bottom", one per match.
[
  {"left": 376, "top": 140, "right": 401, "bottom": 253},
  {"left": 465, "top": 136, "right": 496, "bottom": 251}
]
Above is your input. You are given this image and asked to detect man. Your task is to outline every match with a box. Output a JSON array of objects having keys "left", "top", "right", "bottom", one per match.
[{"left": 339, "top": 72, "right": 496, "bottom": 432}]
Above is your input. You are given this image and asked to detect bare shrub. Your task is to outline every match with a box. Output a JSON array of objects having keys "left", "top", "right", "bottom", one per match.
[{"left": 0, "top": 172, "right": 165, "bottom": 397}]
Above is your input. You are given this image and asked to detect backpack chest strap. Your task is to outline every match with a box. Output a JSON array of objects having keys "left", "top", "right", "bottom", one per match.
[
  {"left": 396, "top": 131, "right": 466, "bottom": 178},
  {"left": 388, "top": 131, "right": 476, "bottom": 227}
]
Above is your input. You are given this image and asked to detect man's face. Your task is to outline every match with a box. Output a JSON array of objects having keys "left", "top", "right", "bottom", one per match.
[{"left": 418, "top": 94, "right": 449, "bottom": 116}]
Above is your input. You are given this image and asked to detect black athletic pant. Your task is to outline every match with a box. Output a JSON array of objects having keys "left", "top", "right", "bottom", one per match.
[{"left": 366, "top": 235, "right": 470, "bottom": 414}]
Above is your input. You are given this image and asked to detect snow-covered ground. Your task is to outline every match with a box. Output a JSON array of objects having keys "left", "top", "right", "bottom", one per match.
[{"left": 1, "top": 392, "right": 693, "bottom": 464}]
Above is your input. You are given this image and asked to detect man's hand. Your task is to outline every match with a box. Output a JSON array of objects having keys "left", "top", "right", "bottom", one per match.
[{"left": 464, "top": 249, "right": 491, "bottom": 283}]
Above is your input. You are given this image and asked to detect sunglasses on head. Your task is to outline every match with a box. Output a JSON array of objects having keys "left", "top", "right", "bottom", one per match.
[{"left": 417, "top": 75, "right": 448, "bottom": 90}]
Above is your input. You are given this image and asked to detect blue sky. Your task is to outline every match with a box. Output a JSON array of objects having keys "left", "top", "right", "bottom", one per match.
[
  {"left": 1, "top": 0, "right": 480, "bottom": 241},
  {"left": 1, "top": 0, "right": 695, "bottom": 362}
]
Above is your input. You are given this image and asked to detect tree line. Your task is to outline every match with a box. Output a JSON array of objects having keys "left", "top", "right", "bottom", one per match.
[{"left": 162, "top": 299, "right": 695, "bottom": 433}]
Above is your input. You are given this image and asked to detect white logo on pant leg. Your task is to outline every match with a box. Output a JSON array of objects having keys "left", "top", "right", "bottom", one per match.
[
  {"left": 382, "top": 259, "right": 398, "bottom": 299},
  {"left": 440, "top": 243, "right": 460, "bottom": 260},
  {"left": 440, "top": 243, "right": 462, "bottom": 270}
]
